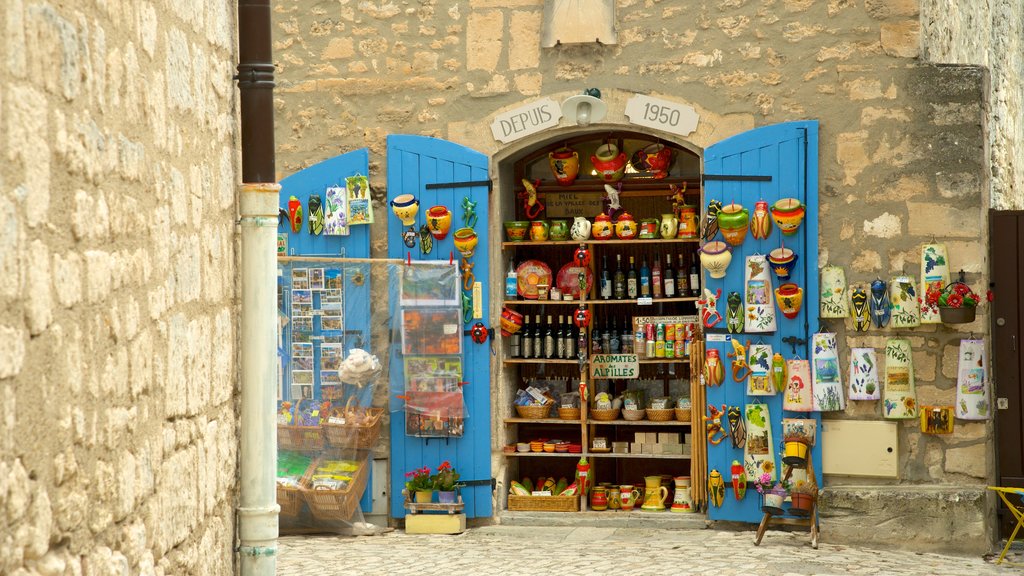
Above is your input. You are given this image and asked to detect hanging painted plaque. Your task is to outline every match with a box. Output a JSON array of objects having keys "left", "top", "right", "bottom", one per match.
[
  {"left": 744, "top": 255, "right": 777, "bottom": 333},
  {"left": 848, "top": 347, "right": 880, "bottom": 400},
  {"left": 324, "top": 186, "right": 350, "bottom": 236},
  {"left": 920, "top": 406, "right": 954, "bottom": 434},
  {"left": 920, "top": 243, "right": 950, "bottom": 324},
  {"left": 811, "top": 333, "right": 845, "bottom": 412},
  {"left": 743, "top": 403, "right": 776, "bottom": 482},
  {"left": 883, "top": 338, "right": 916, "bottom": 419},
  {"left": 889, "top": 275, "right": 921, "bottom": 328},
  {"left": 746, "top": 344, "right": 775, "bottom": 396},
  {"left": 346, "top": 174, "right": 374, "bottom": 225},
  {"left": 955, "top": 339, "right": 991, "bottom": 420},
  {"left": 783, "top": 359, "right": 813, "bottom": 412},
  {"left": 820, "top": 265, "right": 849, "bottom": 318}
]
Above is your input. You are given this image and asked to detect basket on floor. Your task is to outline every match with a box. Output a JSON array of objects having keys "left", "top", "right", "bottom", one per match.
[
  {"left": 622, "top": 408, "right": 646, "bottom": 421},
  {"left": 277, "top": 459, "right": 316, "bottom": 518},
  {"left": 674, "top": 407, "right": 692, "bottom": 422},
  {"left": 322, "top": 400, "right": 385, "bottom": 450},
  {"left": 515, "top": 403, "right": 554, "bottom": 419},
  {"left": 589, "top": 408, "right": 620, "bottom": 421},
  {"left": 301, "top": 458, "right": 370, "bottom": 521},
  {"left": 646, "top": 408, "right": 674, "bottom": 422},
  {"left": 507, "top": 494, "right": 579, "bottom": 512}
]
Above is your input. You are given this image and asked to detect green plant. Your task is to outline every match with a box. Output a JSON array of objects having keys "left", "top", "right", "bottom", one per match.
[
  {"left": 404, "top": 466, "right": 435, "bottom": 493},
  {"left": 434, "top": 461, "right": 463, "bottom": 491}
]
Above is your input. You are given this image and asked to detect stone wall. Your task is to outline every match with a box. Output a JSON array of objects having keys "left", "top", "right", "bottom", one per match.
[
  {"left": 272, "top": 0, "right": 991, "bottom": 552},
  {"left": 1, "top": 1, "right": 239, "bottom": 574},
  {"left": 920, "top": 0, "right": 1024, "bottom": 210}
]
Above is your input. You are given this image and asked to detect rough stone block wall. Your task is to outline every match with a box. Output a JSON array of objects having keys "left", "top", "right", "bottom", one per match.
[
  {"left": 920, "top": 0, "right": 1024, "bottom": 210},
  {"left": 1, "top": 1, "right": 239, "bottom": 574},
  {"left": 272, "top": 0, "right": 991, "bottom": 551}
]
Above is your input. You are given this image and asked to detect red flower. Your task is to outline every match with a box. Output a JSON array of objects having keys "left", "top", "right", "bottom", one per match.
[
  {"left": 954, "top": 283, "right": 971, "bottom": 297},
  {"left": 946, "top": 293, "right": 964, "bottom": 308}
]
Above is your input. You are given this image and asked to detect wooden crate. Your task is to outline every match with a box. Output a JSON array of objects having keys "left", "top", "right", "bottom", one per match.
[
  {"left": 301, "top": 459, "right": 369, "bottom": 521},
  {"left": 507, "top": 494, "right": 579, "bottom": 512}
]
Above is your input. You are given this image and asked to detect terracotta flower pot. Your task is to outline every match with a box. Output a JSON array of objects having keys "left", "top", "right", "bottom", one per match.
[
  {"left": 717, "top": 203, "right": 749, "bottom": 246},
  {"left": 789, "top": 491, "right": 814, "bottom": 515},
  {"left": 775, "top": 283, "right": 803, "bottom": 319}
]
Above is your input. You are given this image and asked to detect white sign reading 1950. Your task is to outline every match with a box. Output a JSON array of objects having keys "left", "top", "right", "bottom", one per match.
[
  {"left": 490, "top": 98, "right": 563, "bottom": 143},
  {"left": 624, "top": 94, "right": 699, "bottom": 137}
]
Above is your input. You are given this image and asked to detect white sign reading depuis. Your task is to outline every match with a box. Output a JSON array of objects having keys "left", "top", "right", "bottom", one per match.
[
  {"left": 490, "top": 98, "right": 563, "bottom": 143},
  {"left": 625, "top": 94, "right": 699, "bottom": 137}
]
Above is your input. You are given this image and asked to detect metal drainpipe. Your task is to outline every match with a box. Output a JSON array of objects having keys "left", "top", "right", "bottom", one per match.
[{"left": 236, "top": 0, "right": 278, "bottom": 574}]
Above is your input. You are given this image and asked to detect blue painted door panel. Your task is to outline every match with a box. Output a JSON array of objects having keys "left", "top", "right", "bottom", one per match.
[
  {"left": 386, "top": 135, "right": 492, "bottom": 519},
  {"left": 702, "top": 121, "right": 821, "bottom": 524}
]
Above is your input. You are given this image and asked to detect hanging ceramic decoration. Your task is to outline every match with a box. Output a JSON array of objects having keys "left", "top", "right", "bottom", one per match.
[
  {"left": 461, "top": 196, "right": 478, "bottom": 228},
  {"left": 820, "top": 265, "right": 849, "bottom": 318},
  {"left": 425, "top": 205, "right": 452, "bottom": 240},
  {"left": 703, "top": 348, "right": 724, "bottom": 387},
  {"left": 702, "top": 199, "right": 723, "bottom": 241},
  {"left": 883, "top": 339, "right": 917, "bottom": 420},
  {"left": 726, "top": 291, "right": 744, "bottom": 333},
  {"left": 743, "top": 403, "right": 776, "bottom": 482},
  {"left": 727, "top": 406, "right": 746, "bottom": 449},
  {"left": 955, "top": 339, "right": 991, "bottom": 420},
  {"left": 774, "top": 283, "right": 803, "bottom": 319},
  {"left": 706, "top": 404, "right": 727, "bottom": 444},
  {"left": 699, "top": 241, "right": 733, "bottom": 279},
  {"left": 520, "top": 179, "right": 545, "bottom": 220},
  {"left": 287, "top": 195, "right": 303, "bottom": 233},
  {"left": 770, "top": 198, "right": 805, "bottom": 236},
  {"left": 730, "top": 460, "right": 747, "bottom": 501},
  {"left": 783, "top": 359, "right": 813, "bottom": 412},
  {"left": 920, "top": 243, "right": 950, "bottom": 324},
  {"left": 324, "top": 186, "right": 349, "bottom": 236},
  {"left": 850, "top": 284, "right": 870, "bottom": 331},
  {"left": 747, "top": 344, "right": 774, "bottom": 396},
  {"left": 591, "top": 143, "right": 627, "bottom": 183},
  {"left": 728, "top": 339, "right": 752, "bottom": 382},
  {"left": 418, "top": 224, "right": 433, "bottom": 254},
  {"left": 869, "top": 278, "right": 891, "bottom": 328},
  {"left": 346, "top": 174, "right": 373, "bottom": 225},
  {"left": 548, "top": 146, "right": 580, "bottom": 185},
  {"left": 848, "top": 347, "right": 880, "bottom": 400},
  {"left": 766, "top": 246, "right": 798, "bottom": 281},
  {"left": 708, "top": 470, "right": 725, "bottom": 508},
  {"left": 744, "top": 255, "right": 777, "bottom": 333},
  {"left": 751, "top": 200, "right": 772, "bottom": 240},
  {"left": 697, "top": 288, "right": 723, "bottom": 329},
  {"left": 920, "top": 406, "right": 955, "bottom": 434},
  {"left": 717, "top": 203, "right": 749, "bottom": 246},
  {"left": 307, "top": 194, "right": 324, "bottom": 235},
  {"left": 771, "top": 352, "right": 787, "bottom": 392},
  {"left": 811, "top": 333, "right": 845, "bottom": 412},
  {"left": 889, "top": 275, "right": 921, "bottom": 328}
]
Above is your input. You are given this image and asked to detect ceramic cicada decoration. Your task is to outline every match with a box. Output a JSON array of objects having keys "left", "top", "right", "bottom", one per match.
[
  {"left": 772, "top": 352, "right": 787, "bottom": 392},
  {"left": 726, "top": 291, "right": 744, "bottom": 333},
  {"left": 704, "top": 348, "right": 725, "bottom": 387},
  {"left": 851, "top": 284, "right": 870, "bottom": 331},
  {"left": 708, "top": 469, "right": 725, "bottom": 508},
  {"left": 702, "top": 199, "right": 723, "bottom": 241},
  {"left": 869, "top": 278, "right": 891, "bottom": 328},
  {"left": 751, "top": 199, "right": 772, "bottom": 240},
  {"left": 731, "top": 460, "right": 747, "bottom": 500},
  {"left": 727, "top": 406, "right": 746, "bottom": 449}
]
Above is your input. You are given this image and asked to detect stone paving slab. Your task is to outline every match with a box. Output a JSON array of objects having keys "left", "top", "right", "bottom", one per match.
[{"left": 277, "top": 525, "right": 1021, "bottom": 576}]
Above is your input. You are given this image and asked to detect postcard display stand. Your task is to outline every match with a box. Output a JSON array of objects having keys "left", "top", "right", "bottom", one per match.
[{"left": 702, "top": 124, "right": 823, "bottom": 542}]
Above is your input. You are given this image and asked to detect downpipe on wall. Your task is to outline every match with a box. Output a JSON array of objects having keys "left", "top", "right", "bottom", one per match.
[{"left": 236, "top": 0, "right": 278, "bottom": 574}]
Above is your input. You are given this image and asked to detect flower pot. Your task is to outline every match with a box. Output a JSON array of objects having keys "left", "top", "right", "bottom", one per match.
[
  {"left": 504, "top": 220, "right": 530, "bottom": 242},
  {"left": 453, "top": 227, "right": 478, "bottom": 257},
  {"left": 549, "top": 147, "right": 580, "bottom": 185},
  {"left": 437, "top": 490, "right": 457, "bottom": 504},
  {"left": 717, "top": 203, "right": 749, "bottom": 246},
  {"left": 775, "top": 283, "right": 803, "bottom": 319},
  {"left": 766, "top": 247, "right": 798, "bottom": 280},
  {"left": 426, "top": 206, "right": 452, "bottom": 240},
  {"left": 783, "top": 440, "right": 810, "bottom": 465},
  {"left": 770, "top": 198, "right": 805, "bottom": 236},
  {"left": 939, "top": 306, "right": 976, "bottom": 324},
  {"left": 414, "top": 490, "right": 434, "bottom": 504},
  {"left": 699, "top": 241, "right": 732, "bottom": 279},
  {"left": 762, "top": 492, "right": 785, "bottom": 515},
  {"left": 591, "top": 143, "right": 626, "bottom": 182},
  {"left": 390, "top": 194, "right": 420, "bottom": 227},
  {"left": 789, "top": 491, "right": 814, "bottom": 516}
]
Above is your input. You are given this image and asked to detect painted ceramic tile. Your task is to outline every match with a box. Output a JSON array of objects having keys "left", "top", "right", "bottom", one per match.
[
  {"left": 783, "top": 359, "right": 813, "bottom": 412},
  {"left": 883, "top": 338, "right": 917, "bottom": 419},
  {"left": 920, "top": 406, "right": 954, "bottom": 434},
  {"left": 744, "top": 255, "right": 777, "bottom": 333},
  {"left": 889, "top": 275, "right": 921, "bottom": 328},
  {"left": 746, "top": 344, "right": 775, "bottom": 396},
  {"left": 811, "top": 333, "right": 845, "bottom": 412},
  {"left": 956, "top": 339, "right": 991, "bottom": 420},
  {"left": 920, "top": 243, "right": 950, "bottom": 324},
  {"left": 820, "top": 265, "right": 849, "bottom": 318},
  {"left": 848, "top": 347, "right": 880, "bottom": 400},
  {"left": 346, "top": 174, "right": 374, "bottom": 225},
  {"left": 743, "top": 403, "right": 776, "bottom": 482},
  {"left": 324, "top": 186, "right": 350, "bottom": 236}
]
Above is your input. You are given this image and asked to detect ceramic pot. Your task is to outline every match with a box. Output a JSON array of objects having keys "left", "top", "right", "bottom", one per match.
[
  {"left": 548, "top": 147, "right": 580, "bottom": 186},
  {"left": 640, "top": 143, "right": 673, "bottom": 179},
  {"left": 592, "top": 214, "right": 614, "bottom": 240},
  {"left": 426, "top": 205, "right": 452, "bottom": 240},
  {"left": 619, "top": 484, "right": 642, "bottom": 511},
  {"left": 548, "top": 219, "right": 570, "bottom": 241},
  {"left": 390, "top": 194, "right": 420, "bottom": 227},
  {"left": 660, "top": 213, "right": 679, "bottom": 240},
  {"left": 570, "top": 216, "right": 592, "bottom": 241},
  {"left": 790, "top": 491, "right": 814, "bottom": 515},
  {"left": 607, "top": 486, "right": 622, "bottom": 510},
  {"left": 414, "top": 490, "right": 434, "bottom": 504},
  {"left": 504, "top": 220, "right": 530, "bottom": 242},
  {"left": 771, "top": 198, "right": 805, "bottom": 236},
  {"left": 763, "top": 491, "right": 785, "bottom": 514},
  {"left": 590, "top": 486, "right": 608, "bottom": 511},
  {"left": 698, "top": 241, "right": 733, "bottom": 279},
  {"left": 614, "top": 212, "right": 637, "bottom": 240},
  {"left": 437, "top": 490, "right": 457, "bottom": 504},
  {"left": 529, "top": 220, "right": 549, "bottom": 242},
  {"left": 767, "top": 247, "right": 798, "bottom": 280},
  {"left": 639, "top": 219, "right": 659, "bottom": 239},
  {"left": 775, "top": 282, "right": 803, "bottom": 319},
  {"left": 751, "top": 200, "right": 772, "bottom": 239},
  {"left": 499, "top": 307, "right": 524, "bottom": 337},
  {"left": 717, "top": 203, "right": 749, "bottom": 246},
  {"left": 782, "top": 418, "right": 817, "bottom": 446},
  {"left": 783, "top": 440, "right": 810, "bottom": 465},
  {"left": 453, "top": 227, "right": 478, "bottom": 257},
  {"left": 677, "top": 205, "right": 698, "bottom": 239},
  {"left": 591, "top": 143, "right": 627, "bottom": 183},
  {"left": 641, "top": 476, "right": 669, "bottom": 511},
  {"left": 671, "top": 477, "right": 693, "bottom": 513}
]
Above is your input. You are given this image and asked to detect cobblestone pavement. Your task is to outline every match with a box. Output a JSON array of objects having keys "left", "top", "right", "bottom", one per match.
[{"left": 278, "top": 525, "right": 1021, "bottom": 576}]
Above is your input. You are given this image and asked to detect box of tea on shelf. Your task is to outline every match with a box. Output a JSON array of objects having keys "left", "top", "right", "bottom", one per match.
[
  {"left": 630, "top": 442, "right": 643, "bottom": 454},
  {"left": 658, "top": 432, "right": 681, "bottom": 444},
  {"left": 613, "top": 442, "right": 630, "bottom": 453}
]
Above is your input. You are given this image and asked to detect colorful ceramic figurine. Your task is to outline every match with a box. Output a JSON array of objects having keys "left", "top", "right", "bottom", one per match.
[
  {"left": 726, "top": 291, "right": 745, "bottom": 333},
  {"left": 308, "top": 194, "right": 324, "bottom": 235},
  {"left": 751, "top": 199, "right": 772, "bottom": 240},
  {"left": 519, "top": 178, "right": 544, "bottom": 220},
  {"left": 727, "top": 407, "right": 746, "bottom": 449},
  {"left": 288, "top": 195, "right": 303, "bottom": 233},
  {"left": 708, "top": 470, "right": 725, "bottom": 508},
  {"left": 704, "top": 348, "right": 724, "bottom": 387},
  {"left": 728, "top": 339, "right": 752, "bottom": 382},
  {"left": 702, "top": 199, "right": 723, "bottom": 241},
  {"left": 705, "top": 404, "right": 728, "bottom": 445},
  {"left": 698, "top": 288, "right": 723, "bottom": 329},
  {"left": 851, "top": 284, "right": 870, "bottom": 331},
  {"left": 772, "top": 352, "right": 787, "bottom": 392},
  {"left": 603, "top": 184, "right": 622, "bottom": 217},
  {"left": 730, "top": 460, "right": 747, "bottom": 500},
  {"left": 870, "top": 278, "right": 891, "bottom": 328},
  {"left": 461, "top": 196, "right": 478, "bottom": 228},
  {"left": 548, "top": 146, "right": 579, "bottom": 185}
]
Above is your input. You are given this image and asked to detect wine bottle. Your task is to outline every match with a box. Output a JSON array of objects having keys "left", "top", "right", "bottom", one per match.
[
  {"left": 664, "top": 253, "right": 676, "bottom": 298},
  {"left": 563, "top": 315, "right": 575, "bottom": 359},
  {"left": 521, "top": 315, "right": 533, "bottom": 359},
  {"left": 689, "top": 254, "right": 700, "bottom": 296},
  {"left": 600, "top": 254, "right": 611, "bottom": 300},
  {"left": 613, "top": 254, "right": 626, "bottom": 300},
  {"left": 543, "top": 315, "right": 555, "bottom": 359},
  {"left": 532, "top": 315, "right": 543, "bottom": 359},
  {"left": 640, "top": 256, "right": 651, "bottom": 298},
  {"left": 556, "top": 314, "right": 566, "bottom": 359},
  {"left": 652, "top": 254, "right": 662, "bottom": 299},
  {"left": 621, "top": 317, "right": 633, "bottom": 354},
  {"left": 610, "top": 318, "right": 621, "bottom": 354},
  {"left": 627, "top": 256, "right": 638, "bottom": 299},
  {"left": 510, "top": 320, "right": 522, "bottom": 358},
  {"left": 676, "top": 252, "right": 688, "bottom": 295}
]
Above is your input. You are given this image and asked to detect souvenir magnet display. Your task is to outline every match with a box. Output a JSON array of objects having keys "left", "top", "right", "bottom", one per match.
[
  {"left": 726, "top": 291, "right": 744, "bottom": 334},
  {"left": 889, "top": 275, "right": 921, "bottom": 328},
  {"left": 308, "top": 194, "right": 324, "bottom": 235},
  {"left": 869, "top": 278, "right": 891, "bottom": 328},
  {"left": 728, "top": 339, "right": 752, "bottom": 382},
  {"left": 730, "top": 460, "right": 747, "bottom": 501},
  {"left": 698, "top": 288, "right": 723, "bottom": 329},
  {"left": 850, "top": 284, "right": 870, "bottom": 331},
  {"left": 519, "top": 179, "right": 544, "bottom": 220},
  {"left": 727, "top": 406, "right": 746, "bottom": 449},
  {"left": 705, "top": 404, "right": 727, "bottom": 444},
  {"left": 288, "top": 195, "right": 303, "bottom": 232},
  {"left": 751, "top": 199, "right": 772, "bottom": 240},
  {"left": 956, "top": 339, "right": 990, "bottom": 420}
]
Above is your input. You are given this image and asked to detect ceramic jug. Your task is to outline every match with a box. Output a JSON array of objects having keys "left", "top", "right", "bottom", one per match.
[
  {"left": 590, "top": 486, "right": 608, "bottom": 511},
  {"left": 641, "top": 475, "right": 668, "bottom": 511},
  {"left": 677, "top": 205, "right": 698, "bottom": 239},
  {"left": 619, "top": 484, "right": 642, "bottom": 511},
  {"left": 549, "top": 219, "right": 570, "bottom": 241},
  {"left": 548, "top": 147, "right": 580, "bottom": 186},
  {"left": 671, "top": 477, "right": 693, "bottom": 513},
  {"left": 529, "top": 220, "right": 549, "bottom": 241},
  {"left": 570, "top": 216, "right": 591, "bottom": 241},
  {"left": 660, "top": 213, "right": 679, "bottom": 240}
]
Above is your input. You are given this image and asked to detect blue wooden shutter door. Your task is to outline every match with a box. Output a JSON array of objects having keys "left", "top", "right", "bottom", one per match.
[
  {"left": 386, "top": 135, "right": 492, "bottom": 519},
  {"left": 702, "top": 121, "right": 821, "bottom": 523},
  {"left": 279, "top": 149, "right": 374, "bottom": 513}
]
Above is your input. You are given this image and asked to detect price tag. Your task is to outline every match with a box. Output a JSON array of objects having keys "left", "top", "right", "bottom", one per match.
[
  {"left": 625, "top": 94, "right": 699, "bottom": 137},
  {"left": 706, "top": 334, "right": 731, "bottom": 342},
  {"left": 637, "top": 297, "right": 653, "bottom": 306}
]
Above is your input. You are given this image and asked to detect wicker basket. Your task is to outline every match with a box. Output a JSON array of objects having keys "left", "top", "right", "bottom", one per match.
[
  {"left": 301, "top": 458, "right": 370, "bottom": 521},
  {"left": 589, "top": 408, "right": 621, "bottom": 421},
  {"left": 674, "top": 407, "right": 692, "bottom": 422},
  {"left": 322, "top": 403, "right": 385, "bottom": 450},
  {"left": 646, "top": 408, "right": 674, "bottom": 422},
  {"left": 515, "top": 403, "right": 554, "bottom": 419},
  {"left": 558, "top": 407, "right": 581, "bottom": 420},
  {"left": 507, "top": 494, "right": 579, "bottom": 512},
  {"left": 277, "top": 458, "right": 316, "bottom": 518},
  {"left": 278, "top": 424, "right": 324, "bottom": 452},
  {"left": 622, "top": 408, "right": 646, "bottom": 421}
]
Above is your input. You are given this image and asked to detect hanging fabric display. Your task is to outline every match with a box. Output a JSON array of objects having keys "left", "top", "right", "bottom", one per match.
[
  {"left": 324, "top": 186, "right": 350, "bottom": 236},
  {"left": 820, "top": 265, "right": 849, "bottom": 318},
  {"left": 955, "top": 339, "right": 991, "bottom": 420},
  {"left": 920, "top": 243, "right": 950, "bottom": 324},
  {"left": 743, "top": 403, "right": 776, "bottom": 482},
  {"left": 744, "top": 255, "right": 777, "bottom": 333},
  {"left": 883, "top": 338, "right": 916, "bottom": 419},
  {"left": 889, "top": 275, "right": 921, "bottom": 328},
  {"left": 848, "top": 347, "right": 880, "bottom": 400},
  {"left": 783, "top": 359, "right": 813, "bottom": 412},
  {"left": 746, "top": 343, "right": 775, "bottom": 396},
  {"left": 811, "top": 333, "right": 844, "bottom": 412}
]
